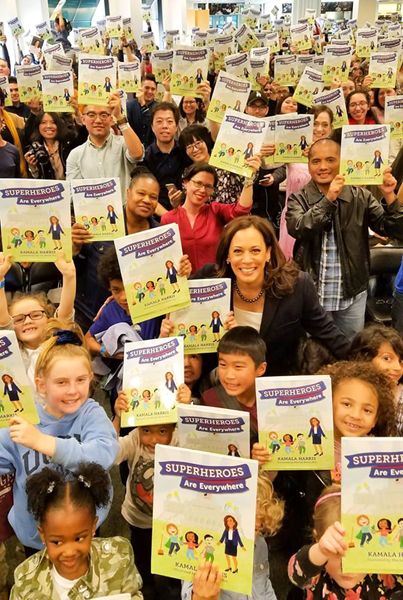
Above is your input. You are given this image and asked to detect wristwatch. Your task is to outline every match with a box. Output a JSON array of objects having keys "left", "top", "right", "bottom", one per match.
[{"left": 116, "top": 115, "right": 128, "bottom": 126}]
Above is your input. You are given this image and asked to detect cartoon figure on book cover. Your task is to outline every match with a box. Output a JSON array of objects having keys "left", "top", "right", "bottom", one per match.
[
  {"left": 2, "top": 374, "right": 23, "bottom": 412},
  {"left": 48, "top": 216, "right": 64, "bottom": 250},
  {"left": 210, "top": 311, "right": 223, "bottom": 341},
  {"left": 219, "top": 515, "right": 245, "bottom": 574},
  {"left": 165, "top": 260, "right": 180, "bottom": 292},
  {"left": 308, "top": 416, "right": 326, "bottom": 455}
]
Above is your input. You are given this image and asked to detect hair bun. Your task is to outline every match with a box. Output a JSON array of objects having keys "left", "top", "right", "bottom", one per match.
[{"left": 53, "top": 329, "right": 82, "bottom": 346}]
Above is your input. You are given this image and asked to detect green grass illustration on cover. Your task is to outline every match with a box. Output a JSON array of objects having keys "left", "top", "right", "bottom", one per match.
[
  {"left": 340, "top": 125, "right": 390, "bottom": 185},
  {"left": 207, "top": 71, "right": 251, "bottom": 124},
  {"left": 341, "top": 437, "right": 403, "bottom": 574},
  {"left": 42, "top": 70, "right": 74, "bottom": 113},
  {"left": 384, "top": 96, "right": 403, "bottom": 140},
  {"left": 0, "top": 331, "right": 38, "bottom": 427},
  {"left": 78, "top": 55, "right": 117, "bottom": 106},
  {"left": 256, "top": 375, "right": 334, "bottom": 470},
  {"left": 151, "top": 445, "right": 258, "bottom": 594},
  {"left": 0, "top": 178, "right": 72, "bottom": 262},
  {"left": 171, "top": 47, "right": 209, "bottom": 97}
]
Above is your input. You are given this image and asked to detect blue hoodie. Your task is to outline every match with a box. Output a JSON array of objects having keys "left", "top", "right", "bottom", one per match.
[{"left": 0, "top": 398, "right": 119, "bottom": 549}]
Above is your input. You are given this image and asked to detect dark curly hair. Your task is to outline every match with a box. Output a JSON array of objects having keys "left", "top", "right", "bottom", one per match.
[
  {"left": 97, "top": 246, "right": 122, "bottom": 288},
  {"left": 319, "top": 361, "right": 397, "bottom": 437},
  {"left": 26, "top": 463, "right": 110, "bottom": 524},
  {"left": 178, "top": 96, "right": 206, "bottom": 123},
  {"left": 350, "top": 324, "right": 403, "bottom": 364}
]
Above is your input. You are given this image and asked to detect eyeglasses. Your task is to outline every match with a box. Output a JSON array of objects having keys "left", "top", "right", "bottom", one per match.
[
  {"left": 186, "top": 140, "right": 204, "bottom": 153},
  {"left": 83, "top": 111, "right": 111, "bottom": 121},
  {"left": 190, "top": 179, "right": 215, "bottom": 193},
  {"left": 183, "top": 100, "right": 197, "bottom": 105},
  {"left": 11, "top": 310, "right": 47, "bottom": 325},
  {"left": 349, "top": 102, "right": 368, "bottom": 109}
]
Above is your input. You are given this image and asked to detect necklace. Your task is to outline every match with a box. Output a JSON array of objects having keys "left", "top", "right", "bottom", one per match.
[{"left": 234, "top": 281, "right": 264, "bottom": 303}]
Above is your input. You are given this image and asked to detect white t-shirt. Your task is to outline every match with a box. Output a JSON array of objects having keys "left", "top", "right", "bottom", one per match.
[
  {"left": 233, "top": 307, "right": 263, "bottom": 332},
  {"left": 52, "top": 566, "right": 81, "bottom": 600}
]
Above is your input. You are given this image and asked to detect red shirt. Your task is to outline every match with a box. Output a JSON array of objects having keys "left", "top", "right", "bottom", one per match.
[
  {"left": 161, "top": 201, "right": 251, "bottom": 273},
  {"left": 348, "top": 115, "right": 377, "bottom": 125}
]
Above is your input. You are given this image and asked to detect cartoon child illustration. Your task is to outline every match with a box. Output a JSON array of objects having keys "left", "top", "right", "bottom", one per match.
[
  {"left": 153, "top": 388, "right": 161, "bottom": 409},
  {"left": 355, "top": 161, "right": 364, "bottom": 175},
  {"left": 364, "top": 161, "right": 371, "bottom": 177},
  {"left": 372, "top": 149, "right": 383, "bottom": 176},
  {"left": 356, "top": 514, "right": 373, "bottom": 546},
  {"left": 157, "top": 277, "right": 166, "bottom": 295},
  {"left": 201, "top": 534, "right": 215, "bottom": 562},
  {"left": 48, "top": 215, "right": 64, "bottom": 250},
  {"left": 395, "top": 518, "right": 403, "bottom": 548},
  {"left": 196, "top": 68, "right": 203, "bottom": 84},
  {"left": 165, "top": 260, "right": 180, "bottom": 293},
  {"left": 335, "top": 104, "right": 344, "bottom": 118},
  {"left": 227, "top": 444, "right": 240, "bottom": 457},
  {"left": 346, "top": 160, "right": 354, "bottom": 175},
  {"left": 387, "top": 67, "right": 393, "bottom": 80},
  {"left": 99, "top": 216, "right": 107, "bottom": 232},
  {"left": 90, "top": 216, "right": 99, "bottom": 233},
  {"left": 90, "top": 84, "right": 97, "bottom": 95},
  {"left": 165, "top": 371, "right": 177, "bottom": 393},
  {"left": 218, "top": 143, "right": 227, "bottom": 158},
  {"left": 234, "top": 149, "right": 242, "bottom": 164},
  {"left": 2, "top": 374, "right": 23, "bottom": 412},
  {"left": 130, "top": 388, "right": 140, "bottom": 409},
  {"left": 218, "top": 515, "right": 245, "bottom": 574},
  {"left": 104, "top": 76, "right": 113, "bottom": 92},
  {"left": 83, "top": 82, "right": 90, "bottom": 95},
  {"left": 106, "top": 204, "right": 119, "bottom": 232},
  {"left": 165, "top": 523, "right": 181, "bottom": 555},
  {"left": 233, "top": 99, "right": 241, "bottom": 111},
  {"left": 283, "top": 433, "right": 294, "bottom": 454},
  {"left": 377, "top": 518, "right": 394, "bottom": 546},
  {"left": 227, "top": 147, "right": 235, "bottom": 158},
  {"left": 296, "top": 433, "right": 306, "bottom": 455},
  {"left": 243, "top": 67, "right": 250, "bottom": 79},
  {"left": 278, "top": 143, "right": 285, "bottom": 155},
  {"left": 145, "top": 280, "right": 156, "bottom": 299},
  {"left": 133, "top": 282, "right": 145, "bottom": 304},
  {"left": 188, "top": 325, "right": 198, "bottom": 342},
  {"left": 268, "top": 431, "right": 281, "bottom": 453},
  {"left": 183, "top": 531, "right": 199, "bottom": 560},
  {"left": 200, "top": 324, "right": 207, "bottom": 342},
  {"left": 63, "top": 88, "right": 70, "bottom": 102},
  {"left": 24, "top": 230, "right": 35, "bottom": 248},
  {"left": 37, "top": 230, "right": 46, "bottom": 249},
  {"left": 244, "top": 142, "right": 254, "bottom": 159},
  {"left": 10, "top": 227, "right": 23, "bottom": 248},
  {"left": 177, "top": 323, "right": 187, "bottom": 338},
  {"left": 308, "top": 417, "right": 325, "bottom": 455},
  {"left": 209, "top": 311, "right": 223, "bottom": 342},
  {"left": 142, "top": 389, "right": 152, "bottom": 409}
]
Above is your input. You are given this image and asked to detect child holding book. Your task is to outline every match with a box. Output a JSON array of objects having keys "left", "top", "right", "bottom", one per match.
[
  {"left": 287, "top": 484, "right": 403, "bottom": 599},
  {"left": 10, "top": 463, "right": 143, "bottom": 599},
  {"left": 0, "top": 321, "right": 119, "bottom": 553}
]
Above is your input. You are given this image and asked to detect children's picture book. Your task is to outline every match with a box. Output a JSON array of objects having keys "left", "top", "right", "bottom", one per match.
[
  {"left": 256, "top": 375, "right": 334, "bottom": 471},
  {"left": 71, "top": 177, "right": 125, "bottom": 241},
  {"left": 207, "top": 71, "right": 251, "bottom": 124},
  {"left": 377, "top": 37, "right": 401, "bottom": 54},
  {"left": 48, "top": 53, "right": 72, "bottom": 72},
  {"left": 265, "top": 31, "right": 280, "bottom": 53},
  {"left": 105, "top": 15, "right": 122, "bottom": 38},
  {"left": 290, "top": 22, "right": 312, "bottom": 51},
  {"left": 177, "top": 404, "right": 250, "bottom": 458},
  {"left": 81, "top": 27, "right": 103, "bottom": 55},
  {"left": 312, "top": 55, "right": 325, "bottom": 73},
  {"left": 171, "top": 47, "right": 209, "bottom": 97},
  {"left": 341, "top": 437, "right": 403, "bottom": 574},
  {"left": 15, "top": 65, "right": 43, "bottom": 103},
  {"left": 122, "top": 17, "right": 134, "bottom": 41},
  {"left": 0, "top": 331, "right": 39, "bottom": 428},
  {"left": 224, "top": 52, "right": 253, "bottom": 85},
  {"left": 43, "top": 42, "right": 65, "bottom": 60},
  {"left": 206, "top": 28, "right": 219, "bottom": 48},
  {"left": 384, "top": 95, "right": 403, "bottom": 140},
  {"left": 369, "top": 52, "right": 398, "bottom": 89},
  {"left": 121, "top": 337, "right": 184, "bottom": 427},
  {"left": 141, "top": 32, "right": 156, "bottom": 53},
  {"left": 273, "top": 114, "right": 313, "bottom": 164},
  {"left": 118, "top": 60, "right": 140, "bottom": 93},
  {"left": 42, "top": 70, "right": 73, "bottom": 113},
  {"left": 210, "top": 109, "right": 267, "bottom": 178},
  {"left": 165, "top": 30, "right": 180, "bottom": 50},
  {"left": 250, "top": 58, "right": 269, "bottom": 90},
  {"left": 193, "top": 31, "right": 207, "bottom": 48},
  {"left": 169, "top": 278, "right": 231, "bottom": 354},
  {"left": 30, "top": 35, "right": 44, "bottom": 57},
  {"left": 274, "top": 54, "right": 298, "bottom": 86},
  {"left": 114, "top": 223, "right": 191, "bottom": 323},
  {"left": 313, "top": 87, "right": 348, "bottom": 129},
  {"left": 0, "top": 179, "right": 72, "bottom": 262},
  {"left": 213, "top": 34, "right": 235, "bottom": 72},
  {"left": 7, "top": 17, "right": 24, "bottom": 37},
  {"left": 152, "top": 50, "right": 173, "bottom": 83},
  {"left": 36, "top": 21, "right": 52, "bottom": 42},
  {"left": 355, "top": 28, "right": 378, "bottom": 58},
  {"left": 340, "top": 125, "right": 390, "bottom": 185},
  {"left": 241, "top": 7, "right": 260, "bottom": 30},
  {"left": 293, "top": 67, "right": 323, "bottom": 108},
  {"left": 78, "top": 55, "right": 117, "bottom": 105},
  {"left": 297, "top": 55, "right": 314, "bottom": 77},
  {"left": 0, "top": 77, "right": 11, "bottom": 107},
  {"left": 259, "top": 14, "right": 272, "bottom": 32},
  {"left": 323, "top": 45, "right": 352, "bottom": 83},
  {"left": 234, "top": 24, "right": 259, "bottom": 52},
  {"left": 151, "top": 445, "right": 258, "bottom": 595}
]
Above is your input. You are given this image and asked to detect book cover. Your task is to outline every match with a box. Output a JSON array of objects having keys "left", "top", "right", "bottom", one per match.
[
  {"left": 274, "top": 55, "right": 298, "bottom": 87},
  {"left": 293, "top": 67, "right": 323, "bottom": 108},
  {"left": 171, "top": 47, "right": 209, "bottom": 97},
  {"left": 323, "top": 45, "right": 352, "bottom": 83},
  {"left": 313, "top": 88, "right": 348, "bottom": 129},
  {"left": 81, "top": 27, "right": 104, "bottom": 55},
  {"left": 234, "top": 24, "right": 259, "bottom": 52},
  {"left": 105, "top": 15, "right": 122, "bottom": 38},
  {"left": 355, "top": 29, "right": 378, "bottom": 58},
  {"left": 0, "top": 77, "right": 11, "bottom": 107},
  {"left": 273, "top": 114, "right": 313, "bottom": 164},
  {"left": 122, "top": 17, "right": 134, "bottom": 41},
  {"left": 0, "top": 179, "right": 72, "bottom": 262},
  {"left": 151, "top": 50, "right": 173, "bottom": 83},
  {"left": 265, "top": 31, "right": 280, "bottom": 53},
  {"left": 256, "top": 375, "right": 334, "bottom": 471},
  {"left": 207, "top": 71, "right": 251, "bottom": 124},
  {"left": 121, "top": 337, "right": 184, "bottom": 427},
  {"left": 369, "top": 52, "right": 398, "bottom": 89},
  {"left": 384, "top": 96, "right": 403, "bottom": 140},
  {"left": 36, "top": 21, "right": 52, "bottom": 42},
  {"left": 170, "top": 278, "right": 231, "bottom": 354},
  {"left": 290, "top": 22, "right": 312, "bottom": 51},
  {"left": 78, "top": 55, "right": 117, "bottom": 106},
  {"left": 250, "top": 57, "right": 269, "bottom": 90},
  {"left": 140, "top": 32, "right": 156, "bottom": 53},
  {"left": 151, "top": 445, "right": 258, "bottom": 594},
  {"left": 7, "top": 17, "right": 24, "bottom": 37},
  {"left": 297, "top": 55, "right": 315, "bottom": 77},
  {"left": 42, "top": 71, "right": 74, "bottom": 113},
  {"left": 48, "top": 53, "right": 72, "bottom": 72},
  {"left": 177, "top": 404, "right": 250, "bottom": 458},
  {"left": 165, "top": 30, "right": 181, "bottom": 50},
  {"left": 213, "top": 34, "right": 235, "bottom": 72},
  {"left": 15, "top": 65, "right": 42, "bottom": 103},
  {"left": 118, "top": 60, "right": 140, "bottom": 93},
  {"left": 209, "top": 109, "right": 267, "bottom": 178},
  {"left": 341, "top": 437, "right": 403, "bottom": 574},
  {"left": 340, "top": 125, "right": 390, "bottom": 185},
  {"left": 43, "top": 42, "right": 65, "bottom": 60},
  {"left": 114, "top": 224, "right": 191, "bottom": 323},
  {"left": 224, "top": 52, "right": 253, "bottom": 86},
  {"left": 0, "top": 331, "right": 39, "bottom": 428},
  {"left": 193, "top": 31, "right": 207, "bottom": 48}
]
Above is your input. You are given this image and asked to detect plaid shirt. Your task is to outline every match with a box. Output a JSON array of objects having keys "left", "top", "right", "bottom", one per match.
[{"left": 317, "top": 223, "right": 354, "bottom": 312}]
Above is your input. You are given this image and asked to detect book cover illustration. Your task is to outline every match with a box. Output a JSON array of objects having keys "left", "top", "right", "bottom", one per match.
[
  {"left": 213, "top": 34, "right": 235, "bottom": 72},
  {"left": 36, "top": 21, "right": 53, "bottom": 42},
  {"left": 165, "top": 30, "right": 181, "bottom": 50},
  {"left": 0, "top": 331, "right": 39, "bottom": 428},
  {"left": 140, "top": 32, "right": 156, "bottom": 53},
  {"left": 265, "top": 31, "right": 280, "bottom": 53},
  {"left": 274, "top": 55, "right": 298, "bottom": 87},
  {"left": 207, "top": 71, "right": 251, "bottom": 124},
  {"left": 313, "top": 88, "right": 348, "bottom": 129},
  {"left": 210, "top": 109, "right": 267, "bottom": 178},
  {"left": 340, "top": 125, "right": 390, "bottom": 185},
  {"left": 290, "top": 22, "right": 312, "bottom": 52},
  {"left": 250, "top": 57, "right": 269, "bottom": 90},
  {"left": 256, "top": 375, "right": 334, "bottom": 471},
  {"left": 15, "top": 65, "right": 43, "bottom": 103},
  {"left": 152, "top": 50, "right": 174, "bottom": 83},
  {"left": 177, "top": 404, "right": 250, "bottom": 458},
  {"left": 193, "top": 31, "right": 207, "bottom": 48},
  {"left": 224, "top": 52, "right": 253, "bottom": 85},
  {"left": 118, "top": 60, "right": 140, "bottom": 93},
  {"left": 105, "top": 15, "right": 122, "bottom": 38},
  {"left": 7, "top": 17, "right": 24, "bottom": 37},
  {"left": 273, "top": 114, "right": 313, "bottom": 164},
  {"left": 171, "top": 47, "right": 209, "bottom": 97},
  {"left": 0, "top": 179, "right": 72, "bottom": 262},
  {"left": 369, "top": 52, "right": 398, "bottom": 89},
  {"left": 355, "top": 28, "right": 378, "bottom": 58},
  {"left": 114, "top": 223, "right": 191, "bottom": 323},
  {"left": 151, "top": 445, "right": 258, "bottom": 594},
  {"left": 0, "top": 77, "right": 11, "bottom": 107},
  {"left": 384, "top": 96, "right": 403, "bottom": 140},
  {"left": 78, "top": 55, "right": 117, "bottom": 106},
  {"left": 42, "top": 71, "right": 74, "bottom": 113},
  {"left": 323, "top": 45, "right": 352, "bottom": 83},
  {"left": 80, "top": 27, "right": 104, "bottom": 55},
  {"left": 341, "top": 437, "right": 403, "bottom": 574},
  {"left": 293, "top": 67, "right": 323, "bottom": 108},
  {"left": 43, "top": 42, "right": 65, "bottom": 60},
  {"left": 122, "top": 17, "right": 134, "bottom": 41},
  {"left": 71, "top": 178, "right": 125, "bottom": 241},
  {"left": 234, "top": 24, "right": 259, "bottom": 52},
  {"left": 297, "top": 55, "right": 315, "bottom": 77},
  {"left": 170, "top": 278, "right": 231, "bottom": 354},
  {"left": 48, "top": 53, "right": 72, "bottom": 72},
  {"left": 121, "top": 337, "right": 184, "bottom": 427}
]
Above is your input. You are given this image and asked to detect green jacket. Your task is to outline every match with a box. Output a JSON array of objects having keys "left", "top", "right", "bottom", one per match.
[{"left": 10, "top": 536, "right": 143, "bottom": 600}]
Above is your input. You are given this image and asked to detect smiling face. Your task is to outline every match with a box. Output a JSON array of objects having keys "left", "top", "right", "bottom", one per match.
[
  {"left": 371, "top": 341, "right": 403, "bottom": 386},
  {"left": 280, "top": 96, "right": 298, "bottom": 113},
  {"left": 152, "top": 109, "right": 177, "bottom": 145},
  {"left": 218, "top": 352, "right": 265, "bottom": 401},
  {"left": 332, "top": 378, "right": 379, "bottom": 439},
  {"left": 313, "top": 110, "right": 332, "bottom": 142},
  {"left": 325, "top": 556, "right": 365, "bottom": 590},
  {"left": 185, "top": 138, "right": 210, "bottom": 163},
  {"left": 9, "top": 297, "right": 48, "bottom": 349},
  {"left": 308, "top": 140, "right": 340, "bottom": 187},
  {"left": 39, "top": 114, "right": 58, "bottom": 141},
  {"left": 347, "top": 92, "right": 369, "bottom": 123},
  {"left": 227, "top": 226, "right": 271, "bottom": 288},
  {"left": 182, "top": 97, "right": 197, "bottom": 116},
  {"left": 184, "top": 354, "right": 203, "bottom": 387},
  {"left": 378, "top": 88, "right": 396, "bottom": 108},
  {"left": 184, "top": 171, "right": 215, "bottom": 209},
  {"left": 126, "top": 176, "right": 159, "bottom": 220}
]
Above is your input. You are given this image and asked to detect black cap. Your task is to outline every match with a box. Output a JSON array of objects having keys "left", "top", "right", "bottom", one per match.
[{"left": 247, "top": 91, "right": 269, "bottom": 106}]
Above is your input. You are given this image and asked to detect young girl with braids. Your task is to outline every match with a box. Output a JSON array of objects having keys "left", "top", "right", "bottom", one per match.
[
  {"left": 10, "top": 463, "right": 143, "bottom": 599},
  {"left": 0, "top": 320, "right": 118, "bottom": 554}
]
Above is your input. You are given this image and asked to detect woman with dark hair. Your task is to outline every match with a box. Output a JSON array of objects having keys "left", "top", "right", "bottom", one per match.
[
  {"left": 346, "top": 90, "right": 376, "bottom": 125},
  {"left": 196, "top": 215, "right": 349, "bottom": 374},
  {"left": 161, "top": 160, "right": 260, "bottom": 273},
  {"left": 178, "top": 96, "right": 207, "bottom": 133}
]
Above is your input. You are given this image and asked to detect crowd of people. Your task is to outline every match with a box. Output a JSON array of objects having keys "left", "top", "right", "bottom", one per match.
[{"left": 0, "top": 6, "right": 403, "bottom": 600}]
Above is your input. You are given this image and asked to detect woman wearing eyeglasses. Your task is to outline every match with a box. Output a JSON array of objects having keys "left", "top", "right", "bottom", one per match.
[
  {"left": 161, "top": 160, "right": 260, "bottom": 273},
  {"left": 346, "top": 90, "right": 376, "bottom": 125},
  {"left": 178, "top": 97, "right": 208, "bottom": 134}
]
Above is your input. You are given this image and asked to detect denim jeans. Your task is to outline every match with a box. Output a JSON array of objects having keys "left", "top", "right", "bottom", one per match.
[{"left": 330, "top": 291, "right": 367, "bottom": 341}]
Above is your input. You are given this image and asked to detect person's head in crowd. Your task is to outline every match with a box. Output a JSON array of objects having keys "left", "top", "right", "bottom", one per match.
[
  {"left": 179, "top": 124, "right": 213, "bottom": 164},
  {"left": 308, "top": 138, "right": 340, "bottom": 190},
  {"left": 341, "top": 79, "right": 355, "bottom": 98},
  {"left": 320, "top": 361, "right": 397, "bottom": 438},
  {"left": 255, "top": 471, "right": 284, "bottom": 536},
  {"left": 178, "top": 96, "right": 206, "bottom": 124},
  {"left": 0, "top": 59, "right": 10, "bottom": 77},
  {"left": 372, "top": 87, "right": 397, "bottom": 117},
  {"left": 97, "top": 247, "right": 128, "bottom": 315},
  {"left": 350, "top": 63, "right": 364, "bottom": 82},
  {"left": 350, "top": 324, "right": 403, "bottom": 387},
  {"left": 21, "top": 54, "right": 33, "bottom": 66},
  {"left": 150, "top": 101, "right": 179, "bottom": 147},
  {"left": 275, "top": 93, "right": 298, "bottom": 114},
  {"left": 8, "top": 76, "right": 21, "bottom": 106},
  {"left": 81, "top": 104, "right": 113, "bottom": 143},
  {"left": 183, "top": 353, "right": 213, "bottom": 401},
  {"left": 182, "top": 162, "right": 218, "bottom": 211},
  {"left": 217, "top": 326, "right": 267, "bottom": 402},
  {"left": 215, "top": 215, "right": 298, "bottom": 299},
  {"left": 245, "top": 91, "right": 269, "bottom": 118},
  {"left": 345, "top": 90, "right": 373, "bottom": 124},
  {"left": 9, "top": 291, "right": 56, "bottom": 350},
  {"left": 311, "top": 104, "right": 333, "bottom": 142},
  {"left": 141, "top": 74, "right": 157, "bottom": 104},
  {"left": 0, "top": 92, "right": 28, "bottom": 176},
  {"left": 126, "top": 166, "right": 159, "bottom": 225},
  {"left": 297, "top": 337, "right": 336, "bottom": 375},
  {"left": 29, "top": 111, "right": 68, "bottom": 146}
]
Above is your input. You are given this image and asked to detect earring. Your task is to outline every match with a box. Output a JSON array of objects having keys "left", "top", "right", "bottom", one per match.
[{"left": 226, "top": 259, "right": 230, "bottom": 264}]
